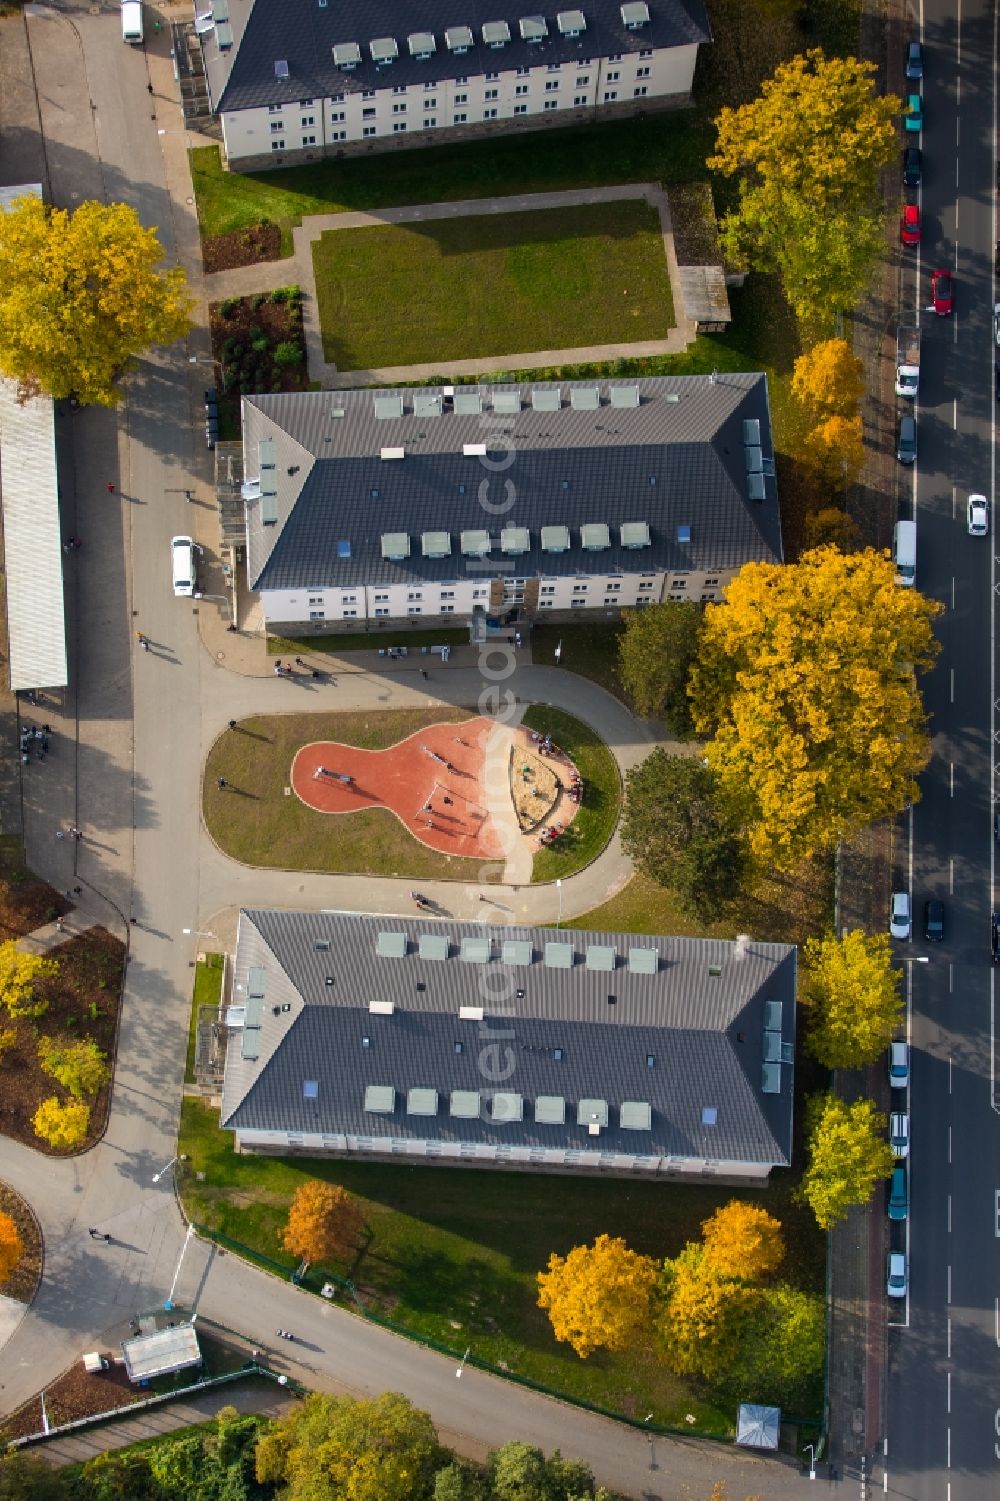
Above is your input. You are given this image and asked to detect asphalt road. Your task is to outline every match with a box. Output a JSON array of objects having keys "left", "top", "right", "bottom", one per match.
[{"left": 886, "top": 3, "right": 1000, "bottom": 1498}]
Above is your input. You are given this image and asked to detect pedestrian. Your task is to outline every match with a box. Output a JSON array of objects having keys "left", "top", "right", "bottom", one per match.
[
  {"left": 228, "top": 719, "right": 237, "bottom": 730},
  {"left": 88, "top": 1227, "right": 99, "bottom": 1239},
  {"left": 56, "top": 918, "right": 64, "bottom": 933},
  {"left": 146, "top": 82, "right": 154, "bottom": 94},
  {"left": 106, "top": 482, "right": 115, "bottom": 494},
  {"left": 284, "top": 665, "right": 293, "bottom": 676},
  {"left": 275, "top": 659, "right": 282, "bottom": 669},
  {"left": 103, "top": 1233, "right": 112, "bottom": 1244},
  {"left": 295, "top": 657, "right": 305, "bottom": 667},
  {"left": 443, "top": 796, "right": 453, "bottom": 806},
  {"left": 56, "top": 830, "right": 65, "bottom": 840},
  {"left": 73, "top": 886, "right": 82, "bottom": 895},
  {"left": 420, "top": 669, "right": 429, "bottom": 680},
  {"left": 217, "top": 777, "right": 228, "bottom": 790},
  {"left": 274, "top": 663, "right": 282, "bottom": 676},
  {"left": 312, "top": 669, "right": 321, "bottom": 680}
]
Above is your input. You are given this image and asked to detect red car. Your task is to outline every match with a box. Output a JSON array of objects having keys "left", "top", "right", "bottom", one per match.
[
  {"left": 900, "top": 203, "right": 921, "bottom": 246},
  {"left": 931, "top": 268, "right": 954, "bottom": 315}
]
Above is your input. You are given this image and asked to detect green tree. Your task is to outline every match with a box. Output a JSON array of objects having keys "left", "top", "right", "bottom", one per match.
[
  {"left": 0, "top": 195, "right": 192, "bottom": 405},
  {"left": 620, "top": 751, "right": 745, "bottom": 920},
  {"left": 801, "top": 930, "right": 902, "bottom": 1067},
  {"left": 433, "top": 1462, "right": 488, "bottom": 1501},
  {"left": 37, "top": 1036, "right": 110, "bottom": 1099},
  {"left": 255, "top": 1391, "right": 444, "bottom": 1501},
  {"left": 689, "top": 545, "right": 942, "bottom": 869},
  {"left": 32, "top": 1095, "right": 90, "bottom": 1150},
  {"left": 77, "top": 1449, "right": 154, "bottom": 1501},
  {"left": 799, "top": 1093, "right": 894, "bottom": 1229},
  {"left": 726, "top": 1286, "right": 826, "bottom": 1407},
  {"left": 0, "top": 1451, "right": 69, "bottom": 1499},
  {"left": 617, "top": 600, "right": 704, "bottom": 733},
  {"left": 536, "top": 1234, "right": 658, "bottom": 1359},
  {"left": 0, "top": 941, "right": 57, "bottom": 1019},
  {"left": 708, "top": 50, "right": 898, "bottom": 330}
]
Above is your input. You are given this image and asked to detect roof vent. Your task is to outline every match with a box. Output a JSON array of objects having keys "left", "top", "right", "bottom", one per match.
[
  {"left": 493, "top": 388, "right": 521, "bottom": 413},
  {"left": 748, "top": 472, "right": 766, "bottom": 502},
  {"left": 380, "top": 446, "right": 405, "bottom": 461},
  {"left": 364, "top": 1084, "right": 395, "bottom": 1113},
  {"left": 460, "top": 936, "right": 490, "bottom": 964},
  {"left": 368, "top": 1000, "right": 395, "bottom": 1015},
  {"left": 418, "top": 932, "right": 449, "bottom": 961},
  {"left": 734, "top": 933, "right": 750, "bottom": 960},
  {"left": 570, "top": 385, "right": 599, "bottom": 410},
  {"left": 407, "top": 1087, "right": 438, "bottom": 1116},
  {"left": 761, "top": 1063, "right": 781, "bottom": 1094},
  {"left": 557, "top": 9, "right": 586, "bottom": 36},
  {"left": 541, "top": 525, "right": 570, "bottom": 553},
  {"left": 491, "top": 1091, "right": 524, "bottom": 1122},
  {"left": 519, "top": 15, "right": 548, "bottom": 42},
  {"left": 370, "top": 36, "right": 398, "bottom": 64},
  {"left": 461, "top": 529, "right": 491, "bottom": 557},
  {"left": 445, "top": 24, "right": 474, "bottom": 52},
  {"left": 544, "top": 941, "right": 573, "bottom": 969},
  {"left": 408, "top": 30, "right": 436, "bottom": 58},
  {"left": 333, "top": 41, "right": 361, "bottom": 68},
  {"left": 628, "top": 947, "right": 658, "bottom": 974},
  {"left": 373, "top": 391, "right": 403, "bottom": 420},
  {"left": 459, "top": 1004, "right": 484, "bottom": 1021},
  {"left": 421, "top": 530, "right": 451, "bottom": 559},
  {"left": 585, "top": 945, "right": 616, "bottom": 971},
  {"left": 532, "top": 387, "right": 561, "bottom": 411},
  {"left": 578, "top": 1098, "right": 609, "bottom": 1129},
  {"left": 450, "top": 1089, "right": 481, "bottom": 1118},
  {"left": 413, "top": 393, "right": 442, "bottom": 417},
  {"left": 375, "top": 930, "right": 406, "bottom": 958},
  {"left": 463, "top": 443, "right": 488, "bottom": 457},
  {"left": 743, "top": 419, "right": 762, "bottom": 445},
  {"left": 502, "top": 939, "right": 532, "bottom": 966},
  {"left": 620, "top": 521, "right": 651, "bottom": 549},
  {"left": 620, "top": 1100, "right": 652, "bottom": 1131},
  {"left": 380, "top": 532, "right": 410, "bottom": 560},
  {"left": 609, "top": 384, "right": 640, "bottom": 408},
  {"left": 500, "top": 526, "right": 530, "bottom": 556},
  {"left": 580, "top": 522, "right": 610, "bottom": 551},
  {"left": 535, "top": 1095, "right": 566, "bottom": 1124}
]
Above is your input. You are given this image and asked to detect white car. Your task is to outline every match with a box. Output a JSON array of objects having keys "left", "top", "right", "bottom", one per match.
[
  {"left": 967, "top": 494, "right": 990, "bottom": 536},
  {"left": 890, "top": 891, "right": 911, "bottom": 939},
  {"left": 994, "top": 303, "right": 1000, "bottom": 346},
  {"left": 887, "top": 1251, "right": 908, "bottom": 1299},
  {"left": 889, "top": 1040, "right": 909, "bottom": 1090},
  {"left": 889, "top": 1111, "right": 910, "bottom": 1158}
]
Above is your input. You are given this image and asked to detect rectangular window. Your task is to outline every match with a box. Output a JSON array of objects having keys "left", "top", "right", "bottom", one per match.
[
  {"left": 639, "top": 47, "right": 653, "bottom": 57},
  {"left": 424, "top": 97, "right": 437, "bottom": 109},
  {"left": 270, "top": 121, "right": 283, "bottom": 133},
  {"left": 473, "top": 588, "right": 488, "bottom": 598},
  {"left": 268, "top": 104, "right": 282, "bottom": 114},
  {"left": 342, "top": 609, "right": 357, "bottom": 618},
  {"left": 453, "top": 112, "right": 467, "bottom": 124},
  {"left": 603, "top": 90, "right": 618, "bottom": 102},
  {"left": 424, "top": 116, "right": 437, "bottom": 127},
  {"left": 308, "top": 596, "right": 323, "bottom": 605},
  {"left": 515, "top": 84, "right": 529, "bottom": 96},
  {"left": 407, "top": 592, "right": 423, "bottom": 601},
  {"left": 331, "top": 129, "right": 346, "bottom": 141},
  {"left": 299, "top": 98, "right": 314, "bottom": 106},
  {"left": 309, "top": 609, "right": 325, "bottom": 620},
  {"left": 392, "top": 84, "right": 406, "bottom": 95},
  {"left": 605, "top": 582, "right": 622, "bottom": 592},
  {"left": 485, "top": 88, "right": 498, "bottom": 99},
  {"left": 574, "top": 95, "right": 587, "bottom": 105},
  {"left": 543, "top": 99, "right": 558, "bottom": 110},
  {"left": 516, "top": 65, "right": 530, "bottom": 76},
  {"left": 576, "top": 75, "right": 590, "bottom": 85},
  {"left": 301, "top": 134, "right": 317, "bottom": 146},
  {"left": 636, "top": 66, "right": 651, "bottom": 78},
  {"left": 608, "top": 53, "right": 622, "bottom": 61},
  {"left": 331, "top": 92, "right": 344, "bottom": 102},
  {"left": 424, "top": 80, "right": 436, "bottom": 90},
  {"left": 441, "top": 604, "right": 455, "bottom": 613},
  {"left": 300, "top": 115, "right": 315, "bottom": 127},
  {"left": 607, "top": 70, "right": 620, "bottom": 81},
  {"left": 330, "top": 110, "right": 345, "bottom": 122},
  {"left": 545, "top": 80, "right": 559, "bottom": 92},
  {"left": 374, "top": 607, "right": 390, "bottom": 617},
  {"left": 363, "top": 107, "right": 376, "bottom": 119},
  {"left": 547, "top": 62, "right": 560, "bottom": 71},
  {"left": 392, "top": 102, "right": 407, "bottom": 114},
  {"left": 484, "top": 107, "right": 498, "bottom": 118},
  {"left": 570, "top": 599, "right": 587, "bottom": 608},
  {"left": 407, "top": 606, "right": 422, "bottom": 615},
  {"left": 638, "top": 580, "right": 654, "bottom": 590},
  {"left": 705, "top": 578, "right": 720, "bottom": 586},
  {"left": 362, "top": 89, "right": 376, "bottom": 99},
  {"left": 486, "top": 70, "right": 500, "bottom": 80},
  {"left": 671, "top": 578, "right": 688, "bottom": 589},
  {"left": 539, "top": 599, "right": 554, "bottom": 608},
  {"left": 362, "top": 125, "right": 376, "bottom": 137},
  {"left": 633, "top": 86, "right": 647, "bottom": 97},
  {"left": 540, "top": 585, "right": 556, "bottom": 595},
  {"left": 572, "top": 583, "right": 588, "bottom": 593},
  {"left": 441, "top": 591, "right": 455, "bottom": 600},
  {"left": 456, "top": 75, "right": 468, "bottom": 84},
  {"left": 393, "top": 122, "right": 407, "bottom": 132},
  {"left": 270, "top": 139, "right": 285, "bottom": 151},
  {"left": 455, "top": 92, "right": 468, "bottom": 104}
]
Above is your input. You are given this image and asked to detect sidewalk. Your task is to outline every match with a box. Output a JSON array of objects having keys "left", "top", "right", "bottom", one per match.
[{"left": 202, "top": 183, "right": 696, "bottom": 388}]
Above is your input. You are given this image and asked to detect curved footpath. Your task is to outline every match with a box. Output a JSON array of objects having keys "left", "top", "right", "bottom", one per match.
[{"left": 0, "top": 8, "right": 806, "bottom": 1496}]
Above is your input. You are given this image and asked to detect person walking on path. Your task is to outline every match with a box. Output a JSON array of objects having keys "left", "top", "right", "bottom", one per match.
[
  {"left": 136, "top": 632, "right": 150, "bottom": 651},
  {"left": 420, "top": 669, "right": 429, "bottom": 680},
  {"left": 106, "top": 482, "right": 115, "bottom": 494}
]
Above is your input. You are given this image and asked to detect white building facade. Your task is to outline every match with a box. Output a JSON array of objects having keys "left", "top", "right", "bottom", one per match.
[{"left": 200, "top": 1, "right": 712, "bottom": 171}]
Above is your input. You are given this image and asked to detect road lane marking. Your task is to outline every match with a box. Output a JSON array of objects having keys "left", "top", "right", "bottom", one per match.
[
  {"left": 948, "top": 1124, "right": 952, "bottom": 1163},
  {"left": 948, "top": 1264, "right": 952, "bottom": 1303},
  {"left": 947, "top": 1371, "right": 951, "bottom": 1412},
  {"left": 947, "top": 1426, "right": 951, "bottom": 1468},
  {"left": 951, "top": 575, "right": 956, "bottom": 609},
  {"left": 948, "top": 1194, "right": 952, "bottom": 1232},
  {"left": 947, "top": 1316, "right": 951, "bottom": 1357},
  {"left": 953, "top": 400, "right": 958, "bottom": 430},
  {"left": 949, "top": 1055, "right": 953, "bottom": 1094},
  {"left": 995, "top": 1190, "right": 1000, "bottom": 1236},
  {"left": 949, "top": 858, "right": 954, "bottom": 895},
  {"left": 950, "top": 761, "right": 954, "bottom": 797},
  {"left": 949, "top": 961, "right": 953, "bottom": 992},
  {"left": 995, "top": 1299, "right": 999, "bottom": 1346},
  {"left": 950, "top": 667, "right": 955, "bottom": 702}
]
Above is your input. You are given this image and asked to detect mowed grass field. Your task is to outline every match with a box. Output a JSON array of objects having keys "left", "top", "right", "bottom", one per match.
[
  {"left": 203, "top": 707, "right": 486, "bottom": 880},
  {"left": 312, "top": 201, "right": 674, "bottom": 369}
]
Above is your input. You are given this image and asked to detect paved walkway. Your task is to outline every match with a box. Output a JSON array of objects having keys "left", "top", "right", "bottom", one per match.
[{"left": 202, "top": 184, "right": 695, "bottom": 388}]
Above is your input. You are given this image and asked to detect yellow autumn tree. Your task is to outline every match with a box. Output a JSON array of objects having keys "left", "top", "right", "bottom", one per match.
[
  {"left": 281, "top": 1180, "right": 365, "bottom": 1268},
  {"left": 38, "top": 1036, "right": 110, "bottom": 1099},
  {"left": 658, "top": 1245, "right": 759, "bottom": 1378},
  {"left": 709, "top": 50, "right": 898, "bottom": 329},
  {"left": 0, "top": 941, "right": 58, "bottom": 1020},
  {"left": 701, "top": 1201, "right": 784, "bottom": 1282},
  {"left": 32, "top": 1096, "right": 90, "bottom": 1150},
  {"left": 802, "top": 414, "right": 865, "bottom": 491},
  {"left": 801, "top": 929, "right": 902, "bottom": 1068},
  {"left": 537, "top": 1234, "right": 659, "bottom": 1359},
  {"left": 0, "top": 195, "right": 192, "bottom": 405},
  {"left": 800, "top": 1094, "right": 893, "bottom": 1229},
  {"left": 791, "top": 339, "right": 865, "bottom": 420},
  {"left": 803, "top": 505, "right": 860, "bottom": 553},
  {"left": 0, "top": 1211, "right": 22, "bottom": 1283},
  {"left": 689, "top": 545, "right": 942, "bottom": 869}
]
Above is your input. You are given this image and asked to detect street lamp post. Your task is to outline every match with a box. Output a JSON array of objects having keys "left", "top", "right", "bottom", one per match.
[
  {"left": 153, "top": 1154, "right": 186, "bottom": 1184},
  {"left": 556, "top": 878, "right": 563, "bottom": 928},
  {"left": 455, "top": 1345, "right": 471, "bottom": 1379},
  {"left": 164, "top": 1223, "right": 195, "bottom": 1312},
  {"left": 182, "top": 927, "right": 217, "bottom": 939},
  {"left": 804, "top": 1442, "right": 817, "bottom": 1480}
]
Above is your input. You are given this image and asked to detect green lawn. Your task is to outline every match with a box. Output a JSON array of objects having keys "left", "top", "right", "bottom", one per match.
[
  {"left": 267, "top": 627, "right": 468, "bottom": 656},
  {"left": 529, "top": 623, "right": 626, "bottom": 703},
  {"left": 312, "top": 201, "right": 674, "bottom": 369},
  {"left": 520, "top": 706, "right": 620, "bottom": 883},
  {"left": 203, "top": 707, "right": 487, "bottom": 881},
  {"left": 179, "top": 1096, "right": 824, "bottom": 1432},
  {"left": 185, "top": 953, "right": 224, "bottom": 1085}
]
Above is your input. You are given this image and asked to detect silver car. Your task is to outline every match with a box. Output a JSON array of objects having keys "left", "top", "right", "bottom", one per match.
[
  {"left": 890, "top": 891, "right": 911, "bottom": 939},
  {"left": 887, "top": 1251, "right": 908, "bottom": 1299},
  {"left": 889, "top": 1111, "right": 909, "bottom": 1158}
]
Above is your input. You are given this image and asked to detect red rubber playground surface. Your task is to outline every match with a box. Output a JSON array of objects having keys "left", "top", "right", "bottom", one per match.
[{"left": 290, "top": 717, "right": 504, "bottom": 860}]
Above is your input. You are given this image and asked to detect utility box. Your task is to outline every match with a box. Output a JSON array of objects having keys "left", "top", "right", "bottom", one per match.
[{"left": 82, "top": 1351, "right": 109, "bottom": 1374}]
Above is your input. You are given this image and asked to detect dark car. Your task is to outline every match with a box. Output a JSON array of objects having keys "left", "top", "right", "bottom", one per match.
[
  {"left": 896, "top": 414, "right": 917, "bottom": 465},
  {"left": 995, "top": 359, "right": 1000, "bottom": 401},
  {"left": 992, "top": 912, "right": 1000, "bottom": 965},
  {"left": 924, "top": 899, "right": 944, "bottom": 942},
  {"left": 903, "top": 146, "right": 922, "bottom": 188},
  {"left": 906, "top": 41, "right": 923, "bottom": 81}
]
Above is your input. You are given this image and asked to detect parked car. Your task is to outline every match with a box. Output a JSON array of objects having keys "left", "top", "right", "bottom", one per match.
[
  {"left": 995, "top": 360, "right": 1000, "bottom": 402},
  {"left": 887, "top": 1250, "right": 908, "bottom": 1299},
  {"left": 924, "top": 898, "right": 944, "bottom": 942},
  {"left": 897, "top": 414, "right": 917, "bottom": 465},
  {"left": 905, "top": 94, "right": 923, "bottom": 132},
  {"left": 992, "top": 911, "right": 1000, "bottom": 965},
  {"left": 890, "top": 891, "right": 911, "bottom": 939},
  {"left": 902, "top": 146, "right": 922, "bottom": 187},
  {"left": 967, "top": 493, "right": 989, "bottom": 536},
  {"left": 995, "top": 809, "right": 1000, "bottom": 841},
  {"left": 900, "top": 203, "right": 921, "bottom": 246},
  {"left": 888, "top": 1164, "right": 908, "bottom": 1221},
  {"left": 889, "top": 1040, "right": 909, "bottom": 1090},
  {"left": 930, "top": 268, "right": 953, "bottom": 315},
  {"left": 906, "top": 41, "right": 923, "bottom": 80},
  {"left": 889, "top": 1111, "right": 910, "bottom": 1159},
  {"left": 993, "top": 304, "right": 1000, "bottom": 346}
]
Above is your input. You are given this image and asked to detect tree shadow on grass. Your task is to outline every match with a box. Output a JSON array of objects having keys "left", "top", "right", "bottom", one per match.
[{"left": 361, "top": 1243, "right": 523, "bottom": 1333}]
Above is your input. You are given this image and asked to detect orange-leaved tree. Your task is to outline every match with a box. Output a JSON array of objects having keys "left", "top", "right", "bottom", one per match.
[
  {"left": 701, "top": 1200, "right": 785, "bottom": 1281},
  {"left": 281, "top": 1180, "right": 365, "bottom": 1268},
  {"left": 0, "top": 1211, "right": 22, "bottom": 1283},
  {"left": 536, "top": 1233, "right": 658, "bottom": 1359}
]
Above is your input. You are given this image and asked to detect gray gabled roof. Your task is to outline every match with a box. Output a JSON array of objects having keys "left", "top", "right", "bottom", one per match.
[
  {"left": 204, "top": 0, "right": 712, "bottom": 115},
  {"left": 242, "top": 375, "right": 781, "bottom": 592},
  {"left": 221, "top": 910, "right": 796, "bottom": 1167}
]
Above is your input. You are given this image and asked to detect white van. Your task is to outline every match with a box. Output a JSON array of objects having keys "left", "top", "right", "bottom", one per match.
[
  {"left": 171, "top": 535, "right": 201, "bottom": 597},
  {"left": 893, "top": 519, "right": 916, "bottom": 588},
  {"left": 121, "top": 1, "right": 144, "bottom": 45}
]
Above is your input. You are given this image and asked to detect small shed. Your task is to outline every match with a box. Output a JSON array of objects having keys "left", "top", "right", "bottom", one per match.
[
  {"left": 736, "top": 1403, "right": 781, "bottom": 1450},
  {"left": 121, "top": 1322, "right": 202, "bottom": 1383}
]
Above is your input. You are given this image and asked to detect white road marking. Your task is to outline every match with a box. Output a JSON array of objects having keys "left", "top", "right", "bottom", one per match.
[
  {"left": 953, "top": 399, "right": 958, "bottom": 430},
  {"left": 948, "top": 1264, "right": 952, "bottom": 1303},
  {"left": 947, "top": 1371, "right": 951, "bottom": 1412},
  {"left": 948, "top": 1194, "right": 952, "bottom": 1233},
  {"left": 949, "top": 961, "right": 953, "bottom": 992},
  {"left": 995, "top": 1190, "right": 1000, "bottom": 1236},
  {"left": 950, "top": 761, "right": 955, "bottom": 797},
  {"left": 995, "top": 1298, "right": 999, "bottom": 1346},
  {"left": 951, "top": 667, "right": 955, "bottom": 702},
  {"left": 947, "top": 1316, "right": 952, "bottom": 1357},
  {"left": 947, "top": 1427, "right": 951, "bottom": 1468},
  {"left": 948, "top": 1124, "right": 952, "bottom": 1164},
  {"left": 949, "top": 1055, "right": 953, "bottom": 1094},
  {"left": 950, "top": 858, "right": 955, "bottom": 895}
]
